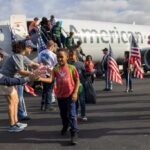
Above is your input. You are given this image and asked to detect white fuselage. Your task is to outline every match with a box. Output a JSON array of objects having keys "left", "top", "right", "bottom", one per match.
[
  {"left": 0, "top": 18, "right": 150, "bottom": 62},
  {"left": 62, "top": 19, "right": 150, "bottom": 62}
]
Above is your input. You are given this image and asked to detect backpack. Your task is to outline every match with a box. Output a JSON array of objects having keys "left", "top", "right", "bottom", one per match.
[{"left": 54, "top": 64, "right": 83, "bottom": 95}]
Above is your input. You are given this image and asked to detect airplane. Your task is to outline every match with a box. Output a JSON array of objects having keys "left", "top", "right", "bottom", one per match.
[{"left": 0, "top": 15, "right": 150, "bottom": 73}]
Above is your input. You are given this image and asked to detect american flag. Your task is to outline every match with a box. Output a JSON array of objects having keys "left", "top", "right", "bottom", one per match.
[
  {"left": 37, "top": 34, "right": 47, "bottom": 53},
  {"left": 108, "top": 44, "right": 123, "bottom": 85},
  {"left": 24, "top": 84, "right": 37, "bottom": 96},
  {"left": 129, "top": 34, "right": 143, "bottom": 79}
]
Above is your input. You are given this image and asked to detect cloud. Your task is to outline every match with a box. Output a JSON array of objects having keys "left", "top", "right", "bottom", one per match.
[{"left": 0, "top": 0, "right": 150, "bottom": 25}]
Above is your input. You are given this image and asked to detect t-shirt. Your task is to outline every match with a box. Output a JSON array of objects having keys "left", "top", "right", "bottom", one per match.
[
  {"left": 29, "top": 21, "right": 37, "bottom": 32},
  {"left": 65, "top": 37, "right": 74, "bottom": 49},
  {"left": 84, "top": 60, "right": 94, "bottom": 72},
  {"left": 101, "top": 54, "right": 109, "bottom": 72},
  {"left": 52, "top": 26, "right": 61, "bottom": 38},
  {"left": 53, "top": 64, "right": 79, "bottom": 98},
  {"left": 0, "top": 54, "right": 32, "bottom": 77},
  {"left": 123, "top": 58, "right": 133, "bottom": 74},
  {"left": 69, "top": 61, "right": 86, "bottom": 84}
]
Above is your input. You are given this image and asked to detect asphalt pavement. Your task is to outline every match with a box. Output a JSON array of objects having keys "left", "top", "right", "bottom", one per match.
[{"left": 0, "top": 78, "right": 150, "bottom": 150}]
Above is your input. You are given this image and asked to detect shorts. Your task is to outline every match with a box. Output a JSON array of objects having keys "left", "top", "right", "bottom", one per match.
[{"left": 0, "top": 85, "right": 16, "bottom": 96}]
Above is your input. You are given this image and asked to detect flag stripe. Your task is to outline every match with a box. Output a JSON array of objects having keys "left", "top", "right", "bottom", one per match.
[
  {"left": 24, "top": 84, "right": 37, "bottom": 96},
  {"left": 129, "top": 35, "right": 143, "bottom": 79},
  {"left": 108, "top": 44, "right": 123, "bottom": 85},
  {"left": 108, "top": 55, "right": 123, "bottom": 85}
]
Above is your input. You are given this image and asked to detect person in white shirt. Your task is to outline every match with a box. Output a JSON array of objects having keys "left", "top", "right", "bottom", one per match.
[{"left": 38, "top": 40, "right": 57, "bottom": 111}]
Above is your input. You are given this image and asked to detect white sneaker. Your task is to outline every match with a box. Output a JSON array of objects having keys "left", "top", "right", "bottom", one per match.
[
  {"left": 81, "top": 116, "right": 88, "bottom": 121},
  {"left": 129, "top": 89, "right": 133, "bottom": 92},
  {"left": 8, "top": 125, "right": 24, "bottom": 132},
  {"left": 16, "top": 122, "right": 28, "bottom": 128}
]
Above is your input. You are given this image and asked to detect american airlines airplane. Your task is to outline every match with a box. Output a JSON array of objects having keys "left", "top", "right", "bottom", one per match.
[{"left": 0, "top": 15, "right": 150, "bottom": 72}]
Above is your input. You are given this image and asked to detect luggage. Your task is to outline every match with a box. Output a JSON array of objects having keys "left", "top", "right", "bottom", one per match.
[{"left": 84, "top": 80, "right": 96, "bottom": 104}]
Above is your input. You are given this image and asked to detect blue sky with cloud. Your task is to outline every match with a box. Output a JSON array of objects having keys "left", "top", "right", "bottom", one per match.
[{"left": 0, "top": 0, "right": 150, "bottom": 25}]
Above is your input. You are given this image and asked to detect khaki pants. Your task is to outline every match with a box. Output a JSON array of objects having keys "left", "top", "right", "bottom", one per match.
[{"left": 0, "top": 86, "right": 19, "bottom": 126}]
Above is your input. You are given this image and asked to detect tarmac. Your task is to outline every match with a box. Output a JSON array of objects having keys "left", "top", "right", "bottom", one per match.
[{"left": 0, "top": 77, "right": 150, "bottom": 150}]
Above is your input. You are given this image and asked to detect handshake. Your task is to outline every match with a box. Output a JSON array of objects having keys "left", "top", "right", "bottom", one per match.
[{"left": 28, "top": 65, "right": 52, "bottom": 81}]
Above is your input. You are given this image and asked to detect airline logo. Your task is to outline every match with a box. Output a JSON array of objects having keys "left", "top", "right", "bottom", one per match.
[{"left": 70, "top": 25, "right": 145, "bottom": 45}]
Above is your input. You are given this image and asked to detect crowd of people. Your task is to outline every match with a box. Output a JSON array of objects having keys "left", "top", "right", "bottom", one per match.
[{"left": 0, "top": 15, "right": 133, "bottom": 145}]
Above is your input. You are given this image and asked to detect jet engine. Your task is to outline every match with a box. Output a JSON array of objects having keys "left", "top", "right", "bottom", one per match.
[{"left": 142, "top": 49, "right": 150, "bottom": 73}]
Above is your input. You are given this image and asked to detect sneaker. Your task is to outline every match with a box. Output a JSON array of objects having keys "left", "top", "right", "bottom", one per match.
[
  {"left": 44, "top": 107, "right": 56, "bottom": 112},
  {"left": 81, "top": 116, "right": 88, "bottom": 121},
  {"left": 16, "top": 122, "right": 28, "bottom": 128},
  {"left": 129, "top": 89, "right": 133, "bottom": 92},
  {"left": 108, "top": 89, "right": 112, "bottom": 91},
  {"left": 71, "top": 134, "right": 78, "bottom": 145},
  {"left": 8, "top": 125, "right": 24, "bottom": 132},
  {"left": 20, "top": 116, "right": 31, "bottom": 121}
]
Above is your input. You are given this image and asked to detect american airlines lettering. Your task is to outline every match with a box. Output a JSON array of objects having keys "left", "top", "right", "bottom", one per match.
[{"left": 70, "top": 25, "right": 144, "bottom": 44}]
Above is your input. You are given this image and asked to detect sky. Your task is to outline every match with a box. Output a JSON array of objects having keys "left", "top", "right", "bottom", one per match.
[{"left": 0, "top": 0, "right": 150, "bottom": 25}]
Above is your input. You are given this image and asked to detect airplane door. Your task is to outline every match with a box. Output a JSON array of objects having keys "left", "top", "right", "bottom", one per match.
[
  {"left": 10, "top": 15, "right": 28, "bottom": 40},
  {"left": 0, "top": 25, "right": 12, "bottom": 53}
]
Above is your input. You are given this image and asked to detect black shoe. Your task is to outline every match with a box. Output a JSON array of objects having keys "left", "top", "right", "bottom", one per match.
[
  {"left": 20, "top": 116, "right": 31, "bottom": 121},
  {"left": 103, "top": 88, "right": 110, "bottom": 91},
  {"left": 61, "top": 127, "right": 68, "bottom": 136},
  {"left": 71, "top": 134, "right": 78, "bottom": 145}
]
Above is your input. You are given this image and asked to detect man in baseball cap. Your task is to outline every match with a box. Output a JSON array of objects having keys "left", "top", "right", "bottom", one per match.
[
  {"left": 102, "top": 48, "right": 108, "bottom": 52},
  {"left": 101, "top": 47, "right": 113, "bottom": 91}
]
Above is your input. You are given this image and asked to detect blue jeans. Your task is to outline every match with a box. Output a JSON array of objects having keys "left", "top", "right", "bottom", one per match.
[
  {"left": 125, "top": 72, "right": 132, "bottom": 90},
  {"left": 57, "top": 97, "right": 78, "bottom": 136},
  {"left": 104, "top": 71, "right": 113, "bottom": 90},
  {"left": 41, "top": 82, "right": 54, "bottom": 109},
  {"left": 17, "top": 85, "right": 27, "bottom": 119},
  {"left": 76, "top": 86, "right": 86, "bottom": 117}
]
